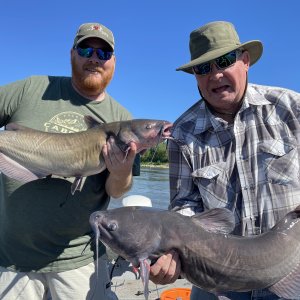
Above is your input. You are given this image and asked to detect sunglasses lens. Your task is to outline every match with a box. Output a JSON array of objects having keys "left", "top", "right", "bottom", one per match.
[
  {"left": 76, "top": 47, "right": 113, "bottom": 60},
  {"left": 215, "top": 50, "right": 237, "bottom": 69},
  {"left": 193, "top": 62, "right": 211, "bottom": 75},
  {"left": 193, "top": 50, "right": 240, "bottom": 75},
  {"left": 96, "top": 49, "right": 113, "bottom": 60},
  {"left": 76, "top": 47, "right": 93, "bottom": 58}
]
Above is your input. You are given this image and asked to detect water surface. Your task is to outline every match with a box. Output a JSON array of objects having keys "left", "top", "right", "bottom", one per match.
[{"left": 109, "top": 166, "right": 170, "bottom": 210}]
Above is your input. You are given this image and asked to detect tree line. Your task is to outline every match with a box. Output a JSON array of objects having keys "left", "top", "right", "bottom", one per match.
[{"left": 140, "top": 142, "right": 168, "bottom": 164}]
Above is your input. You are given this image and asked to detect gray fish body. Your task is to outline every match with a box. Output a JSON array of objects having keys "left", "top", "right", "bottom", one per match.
[
  {"left": 0, "top": 119, "right": 172, "bottom": 191},
  {"left": 0, "top": 127, "right": 106, "bottom": 177},
  {"left": 89, "top": 206, "right": 300, "bottom": 298}
]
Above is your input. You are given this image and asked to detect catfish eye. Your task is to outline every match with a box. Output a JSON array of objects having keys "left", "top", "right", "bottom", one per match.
[
  {"left": 107, "top": 222, "right": 118, "bottom": 231},
  {"left": 146, "top": 124, "right": 153, "bottom": 129}
]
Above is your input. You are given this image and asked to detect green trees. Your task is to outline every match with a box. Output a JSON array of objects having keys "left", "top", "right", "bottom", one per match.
[{"left": 140, "top": 142, "right": 168, "bottom": 164}]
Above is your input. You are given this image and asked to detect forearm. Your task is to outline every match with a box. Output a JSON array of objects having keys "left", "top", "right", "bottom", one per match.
[{"left": 105, "top": 171, "right": 133, "bottom": 198}]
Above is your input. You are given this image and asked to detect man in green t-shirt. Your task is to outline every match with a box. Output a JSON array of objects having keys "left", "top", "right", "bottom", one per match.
[{"left": 0, "top": 22, "right": 139, "bottom": 299}]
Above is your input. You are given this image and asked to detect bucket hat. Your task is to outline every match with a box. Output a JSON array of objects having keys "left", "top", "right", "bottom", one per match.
[
  {"left": 177, "top": 21, "right": 263, "bottom": 74},
  {"left": 73, "top": 22, "right": 115, "bottom": 50}
]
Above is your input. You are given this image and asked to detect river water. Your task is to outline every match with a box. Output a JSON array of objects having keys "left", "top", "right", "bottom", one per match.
[{"left": 108, "top": 166, "right": 170, "bottom": 210}]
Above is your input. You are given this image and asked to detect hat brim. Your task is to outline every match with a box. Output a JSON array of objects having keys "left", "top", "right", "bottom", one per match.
[
  {"left": 176, "top": 40, "right": 263, "bottom": 74},
  {"left": 74, "top": 35, "right": 114, "bottom": 50}
]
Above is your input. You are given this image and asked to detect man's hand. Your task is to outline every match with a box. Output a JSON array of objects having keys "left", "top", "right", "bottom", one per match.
[
  {"left": 102, "top": 136, "right": 137, "bottom": 198},
  {"left": 149, "top": 250, "right": 181, "bottom": 285},
  {"left": 103, "top": 136, "right": 137, "bottom": 176}
]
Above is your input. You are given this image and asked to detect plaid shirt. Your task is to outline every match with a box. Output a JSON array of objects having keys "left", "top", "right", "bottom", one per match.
[{"left": 169, "top": 83, "right": 300, "bottom": 236}]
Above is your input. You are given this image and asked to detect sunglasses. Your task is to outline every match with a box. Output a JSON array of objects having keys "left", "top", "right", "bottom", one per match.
[
  {"left": 193, "top": 50, "right": 242, "bottom": 76},
  {"left": 75, "top": 46, "right": 114, "bottom": 61}
]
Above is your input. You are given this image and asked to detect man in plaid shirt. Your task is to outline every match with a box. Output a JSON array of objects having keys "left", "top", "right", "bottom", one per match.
[{"left": 150, "top": 21, "right": 300, "bottom": 300}]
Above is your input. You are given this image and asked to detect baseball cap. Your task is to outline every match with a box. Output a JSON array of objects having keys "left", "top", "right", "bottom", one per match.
[{"left": 73, "top": 22, "right": 115, "bottom": 50}]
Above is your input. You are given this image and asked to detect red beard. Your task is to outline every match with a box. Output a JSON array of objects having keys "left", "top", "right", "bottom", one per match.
[{"left": 71, "top": 56, "right": 114, "bottom": 96}]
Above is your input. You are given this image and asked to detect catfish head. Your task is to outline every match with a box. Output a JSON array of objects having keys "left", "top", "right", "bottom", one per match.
[
  {"left": 89, "top": 206, "right": 163, "bottom": 267},
  {"left": 84, "top": 116, "right": 172, "bottom": 154}
]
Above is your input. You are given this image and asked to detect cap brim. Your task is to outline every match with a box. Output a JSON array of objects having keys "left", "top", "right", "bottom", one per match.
[
  {"left": 74, "top": 35, "right": 114, "bottom": 51},
  {"left": 176, "top": 40, "right": 263, "bottom": 74}
]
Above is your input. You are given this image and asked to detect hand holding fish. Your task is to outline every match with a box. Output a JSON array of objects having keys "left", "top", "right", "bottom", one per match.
[
  {"left": 103, "top": 136, "right": 137, "bottom": 198},
  {"left": 103, "top": 136, "right": 137, "bottom": 176},
  {"left": 149, "top": 250, "right": 181, "bottom": 285}
]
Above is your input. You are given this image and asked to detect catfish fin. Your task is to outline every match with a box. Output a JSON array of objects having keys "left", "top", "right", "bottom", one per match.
[
  {"left": 270, "top": 205, "right": 300, "bottom": 233},
  {"left": 269, "top": 263, "right": 300, "bottom": 299},
  {"left": 191, "top": 208, "right": 235, "bottom": 234},
  {"left": 71, "top": 176, "right": 83, "bottom": 195},
  {"left": 84, "top": 115, "right": 103, "bottom": 129},
  {"left": 139, "top": 258, "right": 151, "bottom": 300},
  {"left": 0, "top": 153, "right": 46, "bottom": 182}
]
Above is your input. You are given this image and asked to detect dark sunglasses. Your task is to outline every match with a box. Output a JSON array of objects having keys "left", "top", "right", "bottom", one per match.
[
  {"left": 75, "top": 46, "right": 114, "bottom": 61},
  {"left": 193, "top": 50, "right": 242, "bottom": 76}
]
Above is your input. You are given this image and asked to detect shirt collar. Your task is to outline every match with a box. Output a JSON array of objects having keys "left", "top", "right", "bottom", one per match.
[
  {"left": 192, "top": 85, "right": 272, "bottom": 135},
  {"left": 193, "top": 100, "right": 214, "bottom": 135},
  {"left": 245, "top": 85, "right": 272, "bottom": 106}
]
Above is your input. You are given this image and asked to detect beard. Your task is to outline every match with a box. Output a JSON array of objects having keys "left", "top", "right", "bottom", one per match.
[{"left": 71, "top": 56, "right": 115, "bottom": 96}]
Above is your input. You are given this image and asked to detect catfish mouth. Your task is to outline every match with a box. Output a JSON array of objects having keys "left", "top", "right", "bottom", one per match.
[
  {"left": 136, "top": 122, "right": 173, "bottom": 154},
  {"left": 144, "top": 121, "right": 173, "bottom": 148},
  {"left": 95, "top": 221, "right": 114, "bottom": 243},
  {"left": 90, "top": 212, "right": 112, "bottom": 244},
  {"left": 159, "top": 122, "right": 173, "bottom": 140},
  {"left": 117, "top": 121, "right": 173, "bottom": 154}
]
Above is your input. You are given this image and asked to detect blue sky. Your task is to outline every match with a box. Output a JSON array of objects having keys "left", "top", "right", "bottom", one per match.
[{"left": 1, "top": 0, "right": 299, "bottom": 122}]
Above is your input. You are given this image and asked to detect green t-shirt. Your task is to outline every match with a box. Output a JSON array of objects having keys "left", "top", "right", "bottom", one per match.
[{"left": 0, "top": 75, "right": 132, "bottom": 272}]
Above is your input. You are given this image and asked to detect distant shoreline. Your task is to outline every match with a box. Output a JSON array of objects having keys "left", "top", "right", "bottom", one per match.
[{"left": 141, "top": 163, "right": 169, "bottom": 169}]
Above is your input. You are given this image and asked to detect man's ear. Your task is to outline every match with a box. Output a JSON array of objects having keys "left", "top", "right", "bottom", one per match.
[{"left": 242, "top": 51, "right": 251, "bottom": 71}]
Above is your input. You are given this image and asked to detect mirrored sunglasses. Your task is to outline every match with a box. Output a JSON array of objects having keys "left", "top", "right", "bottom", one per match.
[
  {"left": 75, "top": 47, "right": 113, "bottom": 61},
  {"left": 193, "top": 50, "right": 242, "bottom": 76}
]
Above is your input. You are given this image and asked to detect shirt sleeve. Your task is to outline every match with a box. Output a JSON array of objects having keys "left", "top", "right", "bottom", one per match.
[{"left": 0, "top": 78, "right": 28, "bottom": 127}]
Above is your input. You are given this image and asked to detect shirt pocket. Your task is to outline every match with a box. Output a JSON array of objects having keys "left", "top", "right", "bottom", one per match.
[
  {"left": 191, "top": 162, "right": 235, "bottom": 209},
  {"left": 259, "top": 139, "right": 299, "bottom": 185}
]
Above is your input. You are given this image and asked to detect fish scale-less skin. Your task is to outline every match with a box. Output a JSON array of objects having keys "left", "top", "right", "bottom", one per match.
[
  {"left": 178, "top": 227, "right": 300, "bottom": 292},
  {"left": 0, "top": 119, "right": 173, "bottom": 182},
  {"left": 0, "top": 128, "right": 106, "bottom": 177},
  {"left": 90, "top": 206, "right": 300, "bottom": 297}
]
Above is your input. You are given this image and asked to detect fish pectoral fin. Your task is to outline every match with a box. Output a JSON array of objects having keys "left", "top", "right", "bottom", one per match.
[
  {"left": 191, "top": 208, "right": 235, "bottom": 234},
  {"left": 139, "top": 258, "right": 151, "bottom": 300},
  {"left": 0, "top": 153, "right": 45, "bottom": 182},
  {"left": 71, "top": 176, "right": 83, "bottom": 195},
  {"left": 269, "top": 263, "right": 300, "bottom": 299}
]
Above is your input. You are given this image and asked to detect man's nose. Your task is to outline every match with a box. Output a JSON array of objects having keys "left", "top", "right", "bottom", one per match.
[
  {"left": 209, "top": 63, "right": 224, "bottom": 80},
  {"left": 88, "top": 50, "right": 101, "bottom": 63}
]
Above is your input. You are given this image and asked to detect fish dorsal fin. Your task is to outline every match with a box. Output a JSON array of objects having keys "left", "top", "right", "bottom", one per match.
[
  {"left": 271, "top": 205, "right": 300, "bottom": 233},
  {"left": 84, "top": 115, "right": 102, "bottom": 129},
  {"left": 191, "top": 208, "right": 235, "bottom": 234},
  {"left": 269, "top": 262, "right": 300, "bottom": 299},
  {"left": 0, "top": 153, "right": 43, "bottom": 182}
]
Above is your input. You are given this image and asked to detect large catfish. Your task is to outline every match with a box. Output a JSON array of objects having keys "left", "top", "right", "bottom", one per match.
[
  {"left": 0, "top": 117, "right": 172, "bottom": 194},
  {"left": 89, "top": 206, "right": 300, "bottom": 299}
]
